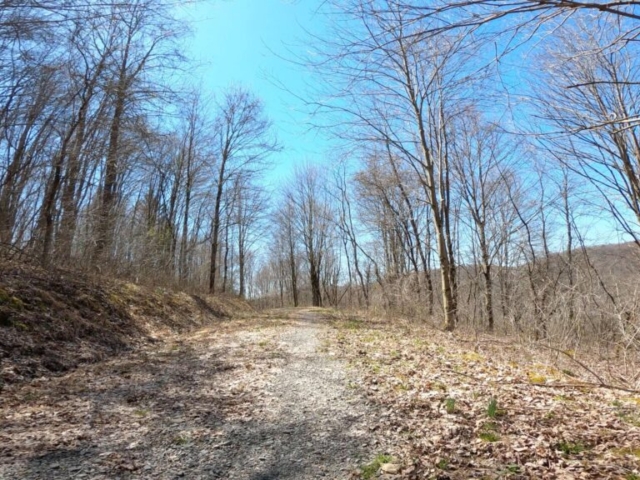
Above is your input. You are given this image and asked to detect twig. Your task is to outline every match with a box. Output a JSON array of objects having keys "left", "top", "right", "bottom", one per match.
[
  {"left": 525, "top": 381, "right": 640, "bottom": 395},
  {"left": 533, "top": 342, "right": 606, "bottom": 385}
]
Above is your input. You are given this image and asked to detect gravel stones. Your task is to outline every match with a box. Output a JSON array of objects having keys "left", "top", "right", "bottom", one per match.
[{"left": 0, "top": 311, "right": 384, "bottom": 480}]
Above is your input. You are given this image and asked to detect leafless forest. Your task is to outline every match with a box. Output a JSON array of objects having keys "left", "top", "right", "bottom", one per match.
[{"left": 1, "top": 1, "right": 640, "bottom": 367}]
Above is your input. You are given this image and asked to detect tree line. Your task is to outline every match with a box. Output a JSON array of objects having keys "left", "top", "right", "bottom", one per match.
[
  {"left": 0, "top": 0, "right": 278, "bottom": 295},
  {"left": 2, "top": 1, "right": 640, "bottom": 355},
  {"left": 253, "top": 0, "right": 640, "bottom": 356}
]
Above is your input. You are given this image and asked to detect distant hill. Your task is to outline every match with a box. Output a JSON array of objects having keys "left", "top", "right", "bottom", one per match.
[{"left": 573, "top": 241, "right": 640, "bottom": 282}]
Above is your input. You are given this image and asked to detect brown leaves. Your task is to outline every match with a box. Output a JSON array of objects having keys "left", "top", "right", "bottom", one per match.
[
  {"left": 0, "top": 317, "right": 287, "bottom": 479},
  {"left": 329, "top": 319, "right": 640, "bottom": 479},
  {"left": 0, "top": 260, "right": 254, "bottom": 386}
]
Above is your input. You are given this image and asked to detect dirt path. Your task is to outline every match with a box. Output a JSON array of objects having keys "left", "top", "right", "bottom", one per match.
[{"left": 0, "top": 310, "right": 383, "bottom": 479}]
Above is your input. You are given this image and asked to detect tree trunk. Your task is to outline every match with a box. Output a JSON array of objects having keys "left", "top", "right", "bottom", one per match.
[
  {"left": 209, "top": 154, "right": 227, "bottom": 294},
  {"left": 94, "top": 87, "right": 125, "bottom": 264}
]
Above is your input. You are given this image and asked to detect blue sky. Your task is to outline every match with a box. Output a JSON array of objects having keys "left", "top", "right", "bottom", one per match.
[
  {"left": 180, "top": 0, "right": 331, "bottom": 187},
  {"left": 175, "top": 1, "right": 631, "bottom": 247}
]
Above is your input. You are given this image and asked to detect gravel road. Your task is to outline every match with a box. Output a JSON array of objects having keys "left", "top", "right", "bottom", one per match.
[{"left": 0, "top": 310, "right": 383, "bottom": 480}]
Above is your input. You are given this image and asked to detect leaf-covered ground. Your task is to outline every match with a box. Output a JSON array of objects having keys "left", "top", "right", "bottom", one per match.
[
  {"left": 4, "top": 302, "right": 639, "bottom": 479},
  {"left": 326, "top": 316, "right": 640, "bottom": 479},
  {"left": 1, "top": 309, "right": 386, "bottom": 479},
  {"left": 0, "top": 261, "right": 250, "bottom": 384}
]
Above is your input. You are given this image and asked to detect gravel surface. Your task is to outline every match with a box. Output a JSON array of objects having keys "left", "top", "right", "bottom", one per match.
[{"left": 0, "top": 311, "right": 383, "bottom": 480}]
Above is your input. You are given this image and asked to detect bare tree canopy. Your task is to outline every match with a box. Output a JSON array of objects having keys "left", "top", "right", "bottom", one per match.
[{"left": 380, "top": 1, "right": 640, "bottom": 33}]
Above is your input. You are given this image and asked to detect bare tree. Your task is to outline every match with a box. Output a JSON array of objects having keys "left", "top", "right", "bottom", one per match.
[
  {"left": 332, "top": 160, "right": 376, "bottom": 307},
  {"left": 533, "top": 17, "right": 640, "bottom": 246},
  {"left": 385, "top": 1, "right": 640, "bottom": 38},
  {"left": 451, "top": 115, "right": 519, "bottom": 331},
  {"left": 208, "top": 88, "right": 278, "bottom": 294},
  {"left": 229, "top": 175, "right": 268, "bottom": 298},
  {"left": 285, "top": 164, "right": 333, "bottom": 307},
  {"left": 93, "top": 0, "right": 185, "bottom": 264},
  {"left": 309, "top": 0, "right": 489, "bottom": 329}
]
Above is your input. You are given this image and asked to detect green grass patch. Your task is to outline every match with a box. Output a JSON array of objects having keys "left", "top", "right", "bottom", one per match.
[
  {"left": 360, "top": 454, "right": 393, "bottom": 479},
  {"left": 173, "top": 433, "right": 189, "bottom": 446},
  {"left": 487, "top": 397, "right": 498, "bottom": 418},
  {"left": 478, "top": 422, "right": 500, "bottom": 442},
  {"left": 432, "top": 381, "right": 448, "bottom": 392},
  {"left": 445, "top": 398, "right": 456, "bottom": 414},
  {"left": 612, "top": 401, "right": 640, "bottom": 427},
  {"left": 344, "top": 319, "right": 363, "bottom": 330},
  {"left": 504, "top": 464, "right": 521, "bottom": 474},
  {"left": 555, "top": 441, "right": 587, "bottom": 456},
  {"left": 0, "top": 289, "right": 25, "bottom": 310},
  {"left": 487, "top": 397, "right": 507, "bottom": 418},
  {"left": 479, "top": 431, "right": 500, "bottom": 442},
  {"left": 553, "top": 394, "right": 572, "bottom": 402},
  {"left": 370, "top": 362, "right": 381, "bottom": 374},
  {"left": 461, "top": 351, "right": 484, "bottom": 362},
  {"left": 528, "top": 372, "right": 547, "bottom": 384},
  {"left": 413, "top": 338, "right": 428, "bottom": 348}
]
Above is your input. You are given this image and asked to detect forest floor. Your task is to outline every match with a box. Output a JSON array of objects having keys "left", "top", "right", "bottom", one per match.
[
  {"left": 325, "top": 314, "right": 640, "bottom": 479},
  {"left": 0, "top": 309, "right": 388, "bottom": 480},
  {"left": 2, "top": 307, "right": 640, "bottom": 479}
]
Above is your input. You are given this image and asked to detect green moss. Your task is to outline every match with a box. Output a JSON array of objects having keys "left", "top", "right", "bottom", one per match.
[{"left": 0, "top": 289, "right": 24, "bottom": 310}]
